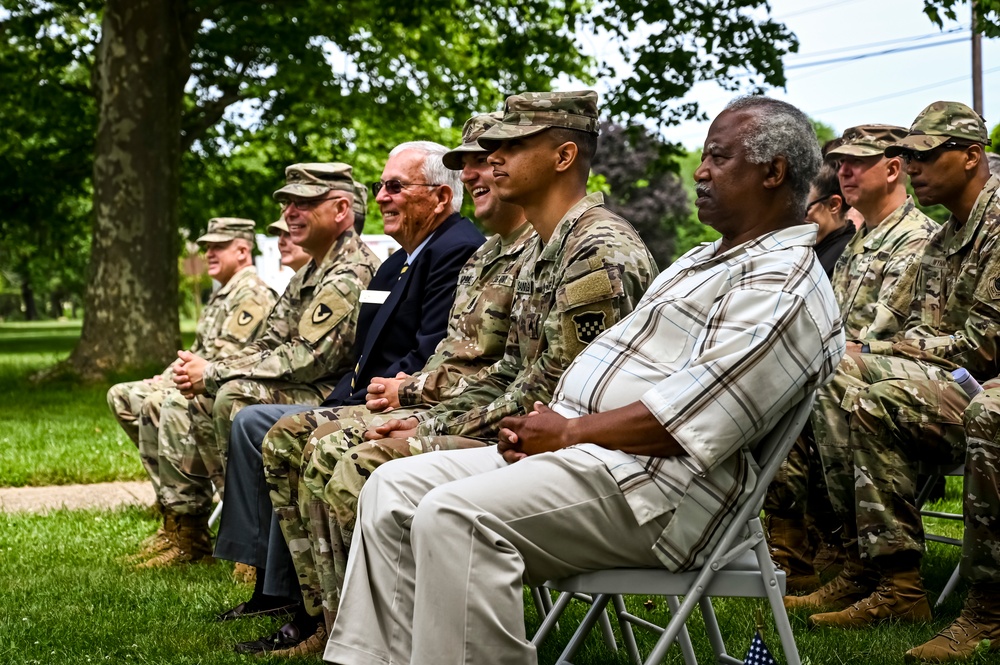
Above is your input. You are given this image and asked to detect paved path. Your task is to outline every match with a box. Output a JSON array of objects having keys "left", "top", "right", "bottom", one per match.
[{"left": 0, "top": 481, "right": 155, "bottom": 514}]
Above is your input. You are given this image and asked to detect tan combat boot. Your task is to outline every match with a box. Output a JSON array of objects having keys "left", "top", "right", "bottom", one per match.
[
  {"left": 124, "top": 510, "right": 178, "bottom": 563},
  {"left": 232, "top": 562, "right": 256, "bottom": 585},
  {"left": 784, "top": 539, "right": 877, "bottom": 611},
  {"left": 766, "top": 514, "right": 820, "bottom": 593},
  {"left": 904, "top": 585, "right": 1000, "bottom": 662},
  {"left": 809, "top": 567, "right": 932, "bottom": 629},
  {"left": 136, "top": 513, "right": 213, "bottom": 569}
]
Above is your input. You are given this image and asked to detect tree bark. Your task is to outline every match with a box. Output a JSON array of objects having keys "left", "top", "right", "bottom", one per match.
[
  {"left": 68, "top": 0, "right": 193, "bottom": 378},
  {"left": 20, "top": 278, "right": 38, "bottom": 321}
]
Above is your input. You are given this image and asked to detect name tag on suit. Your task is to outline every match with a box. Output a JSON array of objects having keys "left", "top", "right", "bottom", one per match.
[{"left": 359, "top": 290, "right": 391, "bottom": 305}]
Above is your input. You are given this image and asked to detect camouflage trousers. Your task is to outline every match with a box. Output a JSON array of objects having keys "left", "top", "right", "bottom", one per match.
[
  {"left": 961, "top": 382, "right": 1000, "bottom": 583},
  {"left": 210, "top": 378, "right": 324, "bottom": 477},
  {"left": 813, "top": 350, "right": 968, "bottom": 561},
  {"left": 107, "top": 376, "right": 172, "bottom": 449},
  {"left": 262, "top": 404, "right": 412, "bottom": 617},
  {"left": 262, "top": 402, "right": 485, "bottom": 620},
  {"left": 152, "top": 390, "right": 218, "bottom": 515},
  {"left": 764, "top": 427, "right": 832, "bottom": 517}
]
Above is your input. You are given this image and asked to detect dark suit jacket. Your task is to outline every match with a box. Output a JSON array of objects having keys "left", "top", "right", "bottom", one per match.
[{"left": 321, "top": 212, "right": 484, "bottom": 407}]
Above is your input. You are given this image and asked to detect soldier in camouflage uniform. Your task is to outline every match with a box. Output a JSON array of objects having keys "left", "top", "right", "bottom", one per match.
[
  {"left": 769, "top": 125, "right": 938, "bottom": 591},
  {"left": 292, "top": 93, "right": 657, "bottom": 645},
  {"left": 792, "top": 102, "right": 1000, "bottom": 633},
  {"left": 900, "top": 384, "right": 1000, "bottom": 661},
  {"left": 158, "top": 163, "right": 378, "bottom": 568},
  {"left": 107, "top": 218, "right": 275, "bottom": 563}
]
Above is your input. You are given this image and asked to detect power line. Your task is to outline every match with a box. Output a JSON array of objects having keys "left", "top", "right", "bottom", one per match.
[
  {"left": 786, "top": 36, "right": 970, "bottom": 69},
  {"left": 809, "top": 65, "right": 1000, "bottom": 114},
  {"left": 787, "top": 27, "right": 967, "bottom": 60}
]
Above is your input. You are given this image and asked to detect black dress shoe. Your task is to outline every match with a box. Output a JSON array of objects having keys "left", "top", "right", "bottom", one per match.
[
  {"left": 234, "top": 621, "right": 306, "bottom": 654},
  {"left": 215, "top": 599, "right": 299, "bottom": 622}
]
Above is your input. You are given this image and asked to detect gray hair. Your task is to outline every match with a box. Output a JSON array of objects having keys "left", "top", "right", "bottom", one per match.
[
  {"left": 723, "top": 96, "right": 822, "bottom": 215},
  {"left": 388, "top": 141, "right": 463, "bottom": 214}
]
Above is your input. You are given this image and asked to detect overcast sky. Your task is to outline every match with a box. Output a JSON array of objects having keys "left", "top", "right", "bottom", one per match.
[{"left": 576, "top": 0, "right": 999, "bottom": 149}]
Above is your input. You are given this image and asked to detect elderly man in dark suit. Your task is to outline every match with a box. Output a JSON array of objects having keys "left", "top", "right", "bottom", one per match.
[{"left": 212, "top": 141, "right": 483, "bottom": 654}]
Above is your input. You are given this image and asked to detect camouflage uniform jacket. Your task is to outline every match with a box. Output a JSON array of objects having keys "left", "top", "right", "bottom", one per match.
[
  {"left": 831, "top": 198, "right": 937, "bottom": 339},
  {"left": 414, "top": 192, "right": 658, "bottom": 438},
  {"left": 203, "top": 229, "right": 380, "bottom": 396},
  {"left": 865, "top": 175, "right": 1000, "bottom": 380},
  {"left": 397, "top": 223, "right": 536, "bottom": 407},
  {"left": 189, "top": 265, "right": 276, "bottom": 362}
]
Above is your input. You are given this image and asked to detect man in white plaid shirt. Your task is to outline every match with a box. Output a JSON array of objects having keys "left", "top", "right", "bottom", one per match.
[{"left": 324, "top": 96, "right": 846, "bottom": 665}]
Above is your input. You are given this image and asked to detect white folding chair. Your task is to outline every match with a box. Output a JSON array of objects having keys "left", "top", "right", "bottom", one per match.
[
  {"left": 916, "top": 461, "right": 965, "bottom": 608},
  {"left": 534, "top": 393, "right": 815, "bottom": 665}
]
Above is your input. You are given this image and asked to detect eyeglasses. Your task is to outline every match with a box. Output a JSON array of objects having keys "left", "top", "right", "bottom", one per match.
[
  {"left": 279, "top": 195, "right": 339, "bottom": 212},
  {"left": 902, "top": 141, "right": 972, "bottom": 163},
  {"left": 805, "top": 194, "right": 832, "bottom": 216},
  {"left": 371, "top": 180, "right": 440, "bottom": 197}
]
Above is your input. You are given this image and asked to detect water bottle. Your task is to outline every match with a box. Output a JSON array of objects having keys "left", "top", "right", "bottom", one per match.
[{"left": 952, "top": 368, "right": 983, "bottom": 398}]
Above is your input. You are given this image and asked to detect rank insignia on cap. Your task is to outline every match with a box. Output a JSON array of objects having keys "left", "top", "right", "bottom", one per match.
[
  {"left": 312, "top": 303, "right": 334, "bottom": 325},
  {"left": 573, "top": 311, "right": 606, "bottom": 344}
]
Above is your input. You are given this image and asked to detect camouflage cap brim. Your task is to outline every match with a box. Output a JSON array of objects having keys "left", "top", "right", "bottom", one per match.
[
  {"left": 442, "top": 142, "right": 490, "bottom": 170},
  {"left": 884, "top": 134, "right": 951, "bottom": 157},
  {"left": 196, "top": 232, "right": 241, "bottom": 246},
  {"left": 267, "top": 219, "right": 289, "bottom": 236},
  {"left": 273, "top": 183, "right": 337, "bottom": 200},
  {"left": 477, "top": 123, "right": 550, "bottom": 151},
  {"left": 826, "top": 144, "right": 887, "bottom": 158}
]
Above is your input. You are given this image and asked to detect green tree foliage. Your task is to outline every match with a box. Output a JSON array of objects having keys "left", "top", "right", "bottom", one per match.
[
  {"left": 592, "top": 122, "right": 691, "bottom": 266},
  {"left": 0, "top": 4, "right": 100, "bottom": 320},
  {"left": 923, "top": 0, "right": 1000, "bottom": 37},
  {"left": 1, "top": 0, "right": 799, "bottom": 376}
]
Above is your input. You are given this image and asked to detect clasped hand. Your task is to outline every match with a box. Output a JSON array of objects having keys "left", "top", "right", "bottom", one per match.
[{"left": 497, "top": 402, "right": 572, "bottom": 464}]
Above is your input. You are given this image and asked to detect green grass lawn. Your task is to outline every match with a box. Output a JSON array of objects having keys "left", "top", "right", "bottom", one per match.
[
  {"left": 0, "top": 321, "right": 194, "bottom": 487},
  {"left": 0, "top": 321, "right": 983, "bottom": 664}
]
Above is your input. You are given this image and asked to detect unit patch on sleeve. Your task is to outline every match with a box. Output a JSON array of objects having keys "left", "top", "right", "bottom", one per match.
[
  {"left": 572, "top": 310, "right": 607, "bottom": 344},
  {"left": 299, "top": 286, "right": 352, "bottom": 344}
]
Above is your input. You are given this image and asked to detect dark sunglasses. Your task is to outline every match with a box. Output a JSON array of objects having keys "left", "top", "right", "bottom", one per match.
[
  {"left": 902, "top": 141, "right": 972, "bottom": 163},
  {"left": 371, "top": 180, "right": 440, "bottom": 197}
]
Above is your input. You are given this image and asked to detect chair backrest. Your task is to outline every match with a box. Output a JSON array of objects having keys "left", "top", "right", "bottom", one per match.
[{"left": 708, "top": 392, "right": 816, "bottom": 564}]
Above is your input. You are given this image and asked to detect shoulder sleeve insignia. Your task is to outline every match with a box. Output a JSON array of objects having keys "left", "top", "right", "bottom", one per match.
[
  {"left": 225, "top": 301, "right": 267, "bottom": 342},
  {"left": 299, "top": 286, "right": 353, "bottom": 344},
  {"left": 572, "top": 310, "right": 607, "bottom": 344},
  {"left": 989, "top": 276, "right": 1000, "bottom": 301}
]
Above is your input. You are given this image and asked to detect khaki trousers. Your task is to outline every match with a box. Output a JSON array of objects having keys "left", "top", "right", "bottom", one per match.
[{"left": 324, "top": 446, "right": 671, "bottom": 665}]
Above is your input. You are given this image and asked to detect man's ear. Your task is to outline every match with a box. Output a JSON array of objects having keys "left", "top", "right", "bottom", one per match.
[
  {"left": 965, "top": 144, "right": 984, "bottom": 173},
  {"left": 763, "top": 155, "right": 788, "bottom": 190},
  {"left": 553, "top": 141, "right": 580, "bottom": 174},
  {"left": 431, "top": 184, "right": 453, "bottom": 216}
]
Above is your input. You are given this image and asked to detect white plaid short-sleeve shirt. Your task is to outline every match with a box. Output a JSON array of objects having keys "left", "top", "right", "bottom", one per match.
[{"left": 550, "top": 224, "right": 845, "bottom": 571}]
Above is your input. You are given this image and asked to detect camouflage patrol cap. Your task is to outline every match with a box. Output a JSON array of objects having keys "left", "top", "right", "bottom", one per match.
[
  {"left": 196, "top": 217, "right": 256, "bottom": 246},
  {"left": 826, "top": 125, "right": 908, "bottom": 158},
  {"left": 442, "top": 112, "right": 504, "bottom": 169},
  {"left": 273, "top": 162, "right": 356, "bottom": 200},
  {"left": 266, "top": 218, "right": 288, "bottom": 236},
  {"left": 885, "top": 101, "right": 992, "bottom": 156},
  {"left": 477, "top": 90, "right": 600, "bottom": 150},
  {"left": 352, "top": 180, "right": 368, "bottom": 219}
]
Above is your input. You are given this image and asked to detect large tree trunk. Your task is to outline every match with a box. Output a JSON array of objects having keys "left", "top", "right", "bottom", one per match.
[
  {"left": 20, "top": 277, "right": 38, "bottom": 321},
  {"left": 68, "top": 0, "right": 192, "bottom": 379}
]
